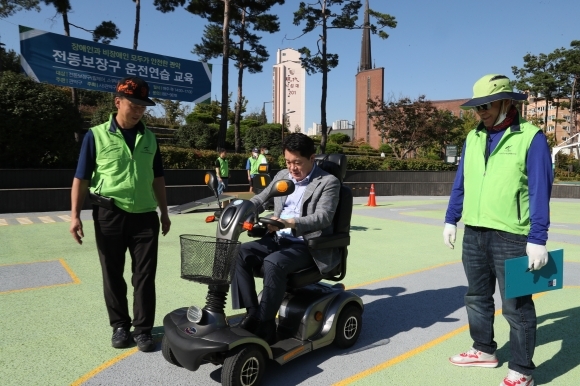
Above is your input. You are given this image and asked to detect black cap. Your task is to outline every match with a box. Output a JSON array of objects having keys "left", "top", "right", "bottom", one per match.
[{"left": 115, "top": 77, "right": 156, "bottom": 106}]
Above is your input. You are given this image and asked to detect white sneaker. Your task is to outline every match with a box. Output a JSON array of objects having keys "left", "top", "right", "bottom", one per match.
[
  {"left": 499, "top": 369, "right": 534, "bottom": 386},
  {"left": 449, "top": 347, "right": 498, "bottom": 368}
]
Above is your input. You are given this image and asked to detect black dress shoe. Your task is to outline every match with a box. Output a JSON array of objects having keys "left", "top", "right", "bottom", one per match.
[
  {"left": 255, "top": 319, "right": 277, "bottom": 345},
  {"left": 133, "top": 332, "right": 155, "bottom": 352},
  {"left": 238, "top": 314, "right": 260, "bottom": 333},
  {"left": 111, "top": 327, "right": 130, "bottom": 348}
]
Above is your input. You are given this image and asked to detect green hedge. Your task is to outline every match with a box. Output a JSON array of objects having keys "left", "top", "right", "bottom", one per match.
[
  {"left": 381, "top": 158, "right": 457, "bottom": 171},
  {"left": 160, "top": 147, "right": 458, "bottom": 172},
  {"left": 160, "top": 146, "right": 276, "bottom": 170}
]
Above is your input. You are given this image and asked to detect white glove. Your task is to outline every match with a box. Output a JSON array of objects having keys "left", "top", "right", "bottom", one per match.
[
  {"left": 526, "top": 242, "right": 548, "bottom": 271},
  {"left": 443, "top": 223, "right": 457, "bottom": 249}
]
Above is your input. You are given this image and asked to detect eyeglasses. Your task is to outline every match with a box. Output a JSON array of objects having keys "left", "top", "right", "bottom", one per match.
[{"left": 473, "top": 102, "right": 493, "bottom": 111}]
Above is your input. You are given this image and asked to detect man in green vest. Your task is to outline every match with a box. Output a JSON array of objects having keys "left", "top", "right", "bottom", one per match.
[
  {"left": 443, "top": 74, "right": 553, "bottom": 386},
  {"left": 69, "top": 77, "right": 171, "bottom": 353},
  {"left": 246, "top": 147, "right": 261, "bottom": 192},
  {"left": 215, "top": 148, "right": 229, "bottom": 194}
]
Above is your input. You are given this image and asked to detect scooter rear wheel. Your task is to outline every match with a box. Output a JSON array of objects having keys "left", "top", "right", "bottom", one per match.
[
  {"left": 161, "top": 335, "right": 182, "bottom": 367},
  {"left": 222, "top": 344, "right": 266, "bottom": 386},
  {"left": 334, "top": 304, "right": 362, "bottom": 349}
]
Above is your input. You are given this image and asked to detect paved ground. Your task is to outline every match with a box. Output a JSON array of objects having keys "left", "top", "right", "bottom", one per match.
[{"left": 1, "top": 196, "right": 579, "bottom": 386}]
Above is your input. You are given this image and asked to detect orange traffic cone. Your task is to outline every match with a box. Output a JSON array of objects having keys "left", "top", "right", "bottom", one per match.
[{"left": 366, "top": 184, "right": 377, "bottom": 207}]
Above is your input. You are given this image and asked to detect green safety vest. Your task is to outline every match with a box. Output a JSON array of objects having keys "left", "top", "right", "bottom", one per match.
[
  {"left": 217, "top": 157, "right": 229, "bottom": 177},
  {"left": 89, "top": 115, "right": 158, "bottom": 213},
  {"left": 462, "top": 117, "right": 540, "bottom": 235},
  {"left": 248, "top": 156, "right": 260, "bottom": 175}
]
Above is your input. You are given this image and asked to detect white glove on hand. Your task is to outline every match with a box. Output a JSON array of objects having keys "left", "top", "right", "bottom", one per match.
[
  {"left": 526, "top": 242, "right": 548, "bottom": 271},
  {"left": 443, "top": 223, "right": 457, "bottom": 249}
]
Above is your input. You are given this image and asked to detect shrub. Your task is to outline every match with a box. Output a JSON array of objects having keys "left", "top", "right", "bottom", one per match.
[
  {"left": 244, "top": 126, "right": 283, "bottom": 156},
  {"left": 185, "top": 112, "right": 217, "bottom": 125},
  {"left": 159, "top": 146, "right": 459, "bottom": 172},
  {"left": 378, "top": 143, "right": 392, "bottom": 155},
  {"left": 381, "top": 158, "right": 457, "bottom": 171},
  {"left": 329, "top": 132, "right": 350, "bottom": 144},
  {"left": 161, "top": 146, "right": 250, "bottom": 169},
  {"left": 91, "top": 101, "right": 116, "bottom": 126},
  {"left": 346, "top": 156, "right": 383, "bottom": 170},
  {"left": 323, "top": 142, "right": 343, "bottom": 154},
  {"left": 0, "top": 72, "right": 82, "bottom": 168},
  {"left": 174, "top": 122, "right": 218, "bottom": 150}
]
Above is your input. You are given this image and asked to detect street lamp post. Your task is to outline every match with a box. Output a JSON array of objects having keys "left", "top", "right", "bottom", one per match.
[
  {"left": 282, "top": 110, "right": 295, "bottom": 141},
  {"left": 262, "top": 101, "right": 273, "bottom": 125}
]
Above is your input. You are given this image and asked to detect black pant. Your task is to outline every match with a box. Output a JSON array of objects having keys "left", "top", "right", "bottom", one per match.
[
  {"left": 92, "top": 206, "right": 160, "bottom": 335},
  {"left": 231, "top": 234, "right": 314, "bottom": 321}
]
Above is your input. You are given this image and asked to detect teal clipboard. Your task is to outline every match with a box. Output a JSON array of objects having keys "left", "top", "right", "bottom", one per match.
[{"left": 505, "top": 249, "right": 564, "bottom": 299}]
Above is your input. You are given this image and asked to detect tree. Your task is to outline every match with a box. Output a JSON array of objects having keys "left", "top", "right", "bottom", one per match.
[
  {"left": 560, "top": 41, "right": 580, "bottom": 135},
  {"left": 0, "top": 48, "right": 21, "bottom": 73},
  {"left": 0, "top": 72, "right": 82, "bottom": 167},
  {"left": 368, "top": 95, "right": 453, "bottom": 160},
  {"left": 132, "top": 0, "right": 140, "bottom": 49},
  {"left": 243, "top": 108, "right": 263, "bottom": 122},
  {"left": 512, "top": 49, "right": 566, "bottom": 133},
  {"left": 152, "top": 98, "right": 185, "bottom": 125},
  {"left": 293, "top": 0, "right": 396, "bottom": 153},
  {"left": 10, "top": 1, "right": 119, "bottom": 107},
  {"left": 158, "top": 1, "right": 283, "bottom": 152},
  {"left": 0, "top": 0, "right": 39, "bottom": 18},
  {"left": 174, "top": 121, "right": 218, "bottom": 149}
]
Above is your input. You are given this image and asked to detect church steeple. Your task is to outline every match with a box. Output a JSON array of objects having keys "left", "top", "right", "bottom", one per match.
[{"left": 359, "top": 0, "right": 372, "bottom": 72}]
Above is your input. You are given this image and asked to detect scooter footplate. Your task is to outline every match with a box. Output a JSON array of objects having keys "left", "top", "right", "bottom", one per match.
[{"left": 271, "top": 338, "right": 312, "bottom": 365}]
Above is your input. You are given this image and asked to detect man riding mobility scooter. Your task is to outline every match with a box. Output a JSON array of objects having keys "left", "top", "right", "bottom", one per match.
[{"left": 162, "top": 154, "right": 363, "bottom": 386}]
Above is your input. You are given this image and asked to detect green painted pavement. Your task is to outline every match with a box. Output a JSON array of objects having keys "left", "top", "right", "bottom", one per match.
[
  {"left": 353, "top": 288, "right": 580, "bottom": 386},
  {"left": 0, "top": 198, "right": 578, "bottom": 385}
]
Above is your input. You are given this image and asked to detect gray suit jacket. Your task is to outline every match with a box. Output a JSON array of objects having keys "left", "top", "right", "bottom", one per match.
[{"left": 250, "top": 166, "right": 341, "bottom": 273}]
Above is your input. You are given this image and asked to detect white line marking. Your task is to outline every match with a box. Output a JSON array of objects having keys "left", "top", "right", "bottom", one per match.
[
  {"left": 0, "top": 219, "right": 8, "bottom": 226},
  {"left": 551, "top": 224, "right": 568, "bottom": 228},
  {"left": 16, "top": 217, "right": 33, "bottom": 225},
  {"left": 58, "top": 215, "right": 72, "bottom": 222},
  {"left": 389, "top": 208, "right": 417, "bottom": 211},
  {"left": 38, "top": 216, "right": 56, "bottom": 223}
]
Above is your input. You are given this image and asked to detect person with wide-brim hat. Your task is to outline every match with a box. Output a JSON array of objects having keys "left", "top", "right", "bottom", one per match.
[{"left": 443, "top": 74, "right": 553, "bottom": 386}]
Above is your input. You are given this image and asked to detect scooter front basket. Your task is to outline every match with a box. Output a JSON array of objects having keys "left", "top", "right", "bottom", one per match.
[{"left": 179, "top": 234, "right": 241, "bottom": 285}]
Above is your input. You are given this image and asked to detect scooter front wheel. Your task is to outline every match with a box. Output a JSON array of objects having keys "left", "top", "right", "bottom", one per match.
[
  {"left": 334, "top": 304, "right": 362, "bottom": 349},
  {"left": 161, "top": 335, "right": 182, "bottom": 367},
  {"left": 221, "top": 344, "right": 266, "bottom": 386}
]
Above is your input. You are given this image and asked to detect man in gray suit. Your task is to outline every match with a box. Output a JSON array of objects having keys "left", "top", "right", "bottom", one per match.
[{"left": 232, "top": 133, "right": 341, "bottom": 344}]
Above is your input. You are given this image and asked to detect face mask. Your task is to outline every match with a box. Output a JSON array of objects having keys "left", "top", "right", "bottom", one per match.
[
  {"left": 264, "top": 150, "right": 269, "bottom": 155},
  {"left": 493, "top": 101, "right": 509, "bottom": 127}
]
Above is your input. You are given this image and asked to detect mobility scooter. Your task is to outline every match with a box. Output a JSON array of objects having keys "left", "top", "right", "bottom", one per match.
[{"left": 162, "top": 154, "right": 362, "bottom": 386}]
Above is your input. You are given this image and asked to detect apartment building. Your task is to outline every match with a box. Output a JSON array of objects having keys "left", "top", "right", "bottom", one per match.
[{"left": 523, "top": 97, "right": 579, "bottom": 144}]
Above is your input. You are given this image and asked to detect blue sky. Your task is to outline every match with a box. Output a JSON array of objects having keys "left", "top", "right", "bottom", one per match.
[{"left": 1, "top": 0, "right": 579, "bottom": 130}]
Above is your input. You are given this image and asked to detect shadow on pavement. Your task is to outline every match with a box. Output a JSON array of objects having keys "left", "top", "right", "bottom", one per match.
[
  {"left": 495, "top": 306, "right": 580, "bottom": 384},
  {"left": 210, "top": 285, "right": 467, "bottom": 385}
]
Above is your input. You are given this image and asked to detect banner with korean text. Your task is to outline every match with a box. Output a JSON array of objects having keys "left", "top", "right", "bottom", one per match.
[{"left": 19, "top": 25, "right": 212, "bottom": 103}]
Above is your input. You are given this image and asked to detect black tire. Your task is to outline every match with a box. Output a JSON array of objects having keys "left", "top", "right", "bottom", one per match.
[
  {"left": 161, "top": 335, "right": 182, "bottom": 367},
  {"left": 221, "top": 344, "right": 266, "bottom": 386},
  {"left": 333, "top": 304, "right": 362, "bottom": 349}
]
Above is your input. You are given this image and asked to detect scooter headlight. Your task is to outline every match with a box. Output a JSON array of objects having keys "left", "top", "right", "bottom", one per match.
[{"left": 187, "top": 305, "right": 203, "bottom": 323}]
